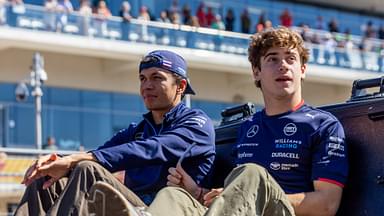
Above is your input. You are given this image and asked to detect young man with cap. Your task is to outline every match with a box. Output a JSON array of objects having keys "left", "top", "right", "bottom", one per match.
[
  {"left": 90, "top": 27, "right": 348, "bottom": 216},
  {"left": 15, "top": 50, "right": 216, "bottom": 216}
]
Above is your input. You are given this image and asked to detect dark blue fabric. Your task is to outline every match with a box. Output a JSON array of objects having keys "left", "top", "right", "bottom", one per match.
[
  {"left": 91, "top": 103, "right": 215, "bottom": 199},
  {"left": 235, "top": 104, "right": 348, "bottom": 194}
]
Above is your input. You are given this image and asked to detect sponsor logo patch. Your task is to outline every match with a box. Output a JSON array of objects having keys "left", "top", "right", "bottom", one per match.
[
  {"left": 269, "top": 162, "right": 299, "bottom": 171},
  {"left": 237, "top": 143, "right": 259, "bottom": 148},
  {"left": 246, "top": 124, "right": 259, "bottom": 138},
  {"left": 283, "top": 123, "right": 297, "bottom": 136},
  {"left": 271, "top": 152, "right": 299, "bottom": 159},
  {"left": 238, "top": 152, "right": 253, "bottom": 159},
  {"left": 270, "top": 162, "right": 281, "bottom": 170}
]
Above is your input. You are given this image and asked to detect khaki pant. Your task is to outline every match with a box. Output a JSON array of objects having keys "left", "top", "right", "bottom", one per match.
[
  {"left": 148, "top": 163, "right": 295, "bottom": 216},
  {"left": 14, "top": 161, "right": 145, "bottom": 216}
]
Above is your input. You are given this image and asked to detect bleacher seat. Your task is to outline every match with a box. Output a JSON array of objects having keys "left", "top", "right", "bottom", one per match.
[{"left": 0, "top": 156, "right": 34, "bottom": 185}]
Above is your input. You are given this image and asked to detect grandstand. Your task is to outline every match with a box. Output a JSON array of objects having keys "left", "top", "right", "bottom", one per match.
[{"left": 0, "top": 0, "right": 383, "bottom": 215}]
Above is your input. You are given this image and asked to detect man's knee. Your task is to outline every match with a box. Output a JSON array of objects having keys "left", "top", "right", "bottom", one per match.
[
  {"left": 156, "top": 187, "right": 191, "bottom": 201},
  {"left": 71, "top": 160, "right": 104, "bottom": 177},
  {"left": 236, "top": 163, "right": 268, "bottom": 178},
  {"left": 73, "top": 160, "right": 100, "bottom": 171},
  {"left": 225, "top": 163, "right": 269, "bottom": 186}
]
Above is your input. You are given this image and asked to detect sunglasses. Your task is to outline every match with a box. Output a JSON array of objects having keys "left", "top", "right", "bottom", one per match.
[
  {"left": 141, "top": 55, "right": 161, "bottom": 65},
  {"left": 140, "top": 54, "right": 173, "bottom": 71}
]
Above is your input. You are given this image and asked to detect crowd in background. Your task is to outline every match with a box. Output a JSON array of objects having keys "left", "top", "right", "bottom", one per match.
[{"left": 0, "top": 0, "right": 383, "bottom": 72}]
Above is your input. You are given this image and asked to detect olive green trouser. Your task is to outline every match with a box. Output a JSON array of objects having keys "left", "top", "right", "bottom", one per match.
[
  {"left": 148, "top": 163, "right": 295, "bottom": 216},
  {"left": 14, "top": 160, "right": 145, "bottom": 216}
]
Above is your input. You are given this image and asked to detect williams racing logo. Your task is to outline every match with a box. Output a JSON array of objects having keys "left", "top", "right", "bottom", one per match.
[
  {"left": 283, "top": 123, "right": 297, "bottom": 136},
  {"left": 246, "top": 124, "right": 259, "bottom": 138}
]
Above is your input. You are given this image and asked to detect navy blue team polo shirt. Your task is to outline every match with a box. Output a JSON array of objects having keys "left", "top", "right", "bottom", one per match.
[{"left": 235, "top": 103, "right": 348, "bottom": 194}]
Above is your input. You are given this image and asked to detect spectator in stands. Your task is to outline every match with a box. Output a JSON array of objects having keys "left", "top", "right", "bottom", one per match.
[
  {"left": 190, "top": 16, "right": 199, "bottom": 27},
  {"left": 343, "top": 29, "right": 354, "bottom": 67},
  {"left": 9, "top": 0, "right": 25, "bottom": 27},
  {"left": 94, "top": 0, "right": 111, "bottom": 37},
  {"left": 323, "top": 33, "right": 337, "bottom": 65},
  {"left": 362, "top": 20, "right": 376, "bottom": 38},
  {"left": 0, "top": 0, "right": 6, "bottom": 25},
  {"left": 300, "top": 25, "right": 312, "bottom": 42},
  {"left": 168, "top": 0, "right": 180, "bottom": 17},
  {"left": 378, "top": 43, "right": 384, "bottom": 72},
  {"left": 55, "top": 0, "right": 73, "bottom": 32},
  {"left": 169, "top": 10, "right": 180, "bottom": 25},
  {"left": 91, "top": 0, "right": 109, "bottom": 13},
  {"left": 224, "top": 8, "right": 235, "bottom": 32},
  {"left": 138, "top": 5, "right": 151, "bottom": 41},
  {"left": 359, "top": 36, "right": 372, "bottom": 70},
  {"left": 119, "top": 1, "right": 133, "bottom": 41},
  {"left": 255, "top": 12, "right": 266, "bottom": 33},
  {"left": 264, "top": 19, "right": 273, "bottom": 31},
  {"left": 211, "top": 14, "right": 225, "bottom": 51},
  {"left": 196, "top": 2, "right": 206, "bottom": 27},
  {"left": 334, "top": 33, "right": 347, "bottom": 67},
  {"left": 240, "top": 9, "right": 250, "bottom": 34},
  {"left": 315, "top": 15, "right": 326, "bottom": 30},
  {"left": 158, "top": 10, "right": 170, "bottom": 23},
  {"left": 167, "top": 0, "right": 180, "bottom": 24},
  {"left": 211, "top": 14, "right": 224, "bottom": 30},
  {"left": 310, "top": 33, "right": 321, "bottom": 63},
  {"left": 14, "top": 50, "right": 216, "bottom": 216},
  {"left": 328, "top": 18, "right": 339, "bottom": 33},
  {"left": 92, "top": 27, "right": 348, "bottom": 216},
  {"left": 44, "top": 0, "right": 57, "bottom": 31},
  {"left": 78, "top": 0, "right": 92, "bottom": 35},
  {"left": 378, "top": 25, "right": 384, "bottom": 40},
  {"left": 182, "top": 4, "right": 192, "bottom": 26},
  {"left": 157, "top": 10, "right": 170, "bottom": 44},
  {"left": 255, "top": 24, "right": 264, "bottom": 33},
  {"left": 138, "top": 5, "right": 150, "bottom": 21},
  {"left": 78, "top": 144, "right": 85, "bottom": 152},
  {"left": 279, "top": 8, "right": 293, "bottom": 27},
  {"left": 43, "top": 136, "right": 58, "bottom": 150},
  {"left": 205, "top": 7, "right": 215, "bottom": 27},
  {"left": 186, "top": 16, "right": 200, "bottom": 48}
]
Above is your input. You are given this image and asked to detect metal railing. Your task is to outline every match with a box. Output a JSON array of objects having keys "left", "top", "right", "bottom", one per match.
[{"left": 1, "top": 3, "right": 383, "bottom": 72}]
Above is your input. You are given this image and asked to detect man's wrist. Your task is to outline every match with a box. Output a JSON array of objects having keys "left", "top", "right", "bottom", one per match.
[
  {"left": 64, "top": 155, "right": 77, "bottom": 169},
  {"left": 66, "top": 152, "right": 95, "bottom": 169},
  {"left": 195, "top": 186, "right": 203, "bottom": 200}
]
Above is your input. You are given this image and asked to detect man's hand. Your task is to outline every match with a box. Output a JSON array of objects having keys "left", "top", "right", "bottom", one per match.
[
  {"left": 22, "top": 152, "right": 95, "bottom": 189},
  {"left": 167, "top": 162, "right": 202, "bottom": 199},
  {"left": 37, "top": 156, "right": 73, "bottom": 189},
  {"left": 21, "top": 153, "right": 58, "bottom": 186},
  {"left": 203, "top": 188, "right": 223, "bottom": 207},
  {"left": 286, "top": 180, "right": 343, "bottom": 216}
]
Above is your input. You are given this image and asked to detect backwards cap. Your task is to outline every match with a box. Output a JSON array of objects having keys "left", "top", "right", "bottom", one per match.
[{"left": 139, "top": 50, "right": 195, "bottom": 95}]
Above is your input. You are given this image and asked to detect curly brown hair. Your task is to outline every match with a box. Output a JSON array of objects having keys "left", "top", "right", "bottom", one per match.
[{"left": 248, "top": 27, "right": 309, "bottom": 71}]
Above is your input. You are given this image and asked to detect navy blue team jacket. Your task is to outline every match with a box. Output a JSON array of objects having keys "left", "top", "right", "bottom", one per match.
[
  {"left": 91, "top": 103, "right": 215, "bottom": 200},
  {"left": 235, "top": 103, "right": 348, "bottom": 194}
]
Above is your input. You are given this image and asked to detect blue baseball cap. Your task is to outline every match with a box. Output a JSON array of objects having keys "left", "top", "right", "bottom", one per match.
[{"left": 139, "top": 50, "right": 195, "bottom": 95}]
